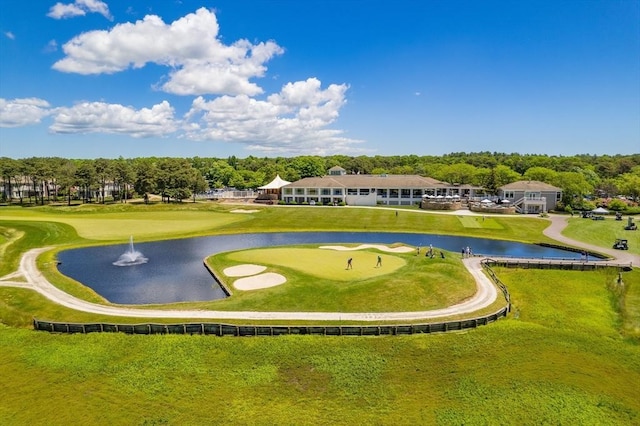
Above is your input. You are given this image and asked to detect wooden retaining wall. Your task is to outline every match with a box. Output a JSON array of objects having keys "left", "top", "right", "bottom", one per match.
[{"left": 33, "top": 307, "right": 509, "bottom": 337}]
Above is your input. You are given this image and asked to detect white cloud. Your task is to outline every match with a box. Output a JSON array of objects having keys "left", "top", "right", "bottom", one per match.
[
  {"left": 53, "top": 8, "right": 284, "bottom": 96},
  {"left": 47, "top": 0, "right": 112, "bottom": 20},
  {"left": 0, "top": 98, "right": 52, "bottom": 127},
  {"left": 4, "top": 31, "right": 15, "bottom": 40},
  {"left": 44, "top": 40, "right": 58, "bottom": 53},
  {"left": 49, "top": 101, "right": 178, "bottom": 137},
  {"left": 183, "top": 78, "right": 363, "bottom": 155}
]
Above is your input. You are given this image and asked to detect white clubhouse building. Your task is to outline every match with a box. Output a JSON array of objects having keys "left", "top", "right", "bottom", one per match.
[{"left": 281, "top": 166, "right": 482, "bottom": 206}]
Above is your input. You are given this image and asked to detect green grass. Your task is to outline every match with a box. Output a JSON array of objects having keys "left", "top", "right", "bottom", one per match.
[
  {"left": 1, "top": 202, "right": 640, "bottom": 424},
  {"left": 457, "top": 215, "right": 504, "bottom": 229},
  {"left": 205, "top": 245, "right": 474, "bottom": 312},
  {"left": 0, "top": 205, "right": 248, "bottom": 240},
  {"left": 563, "top": 216, "right": 640, "bottom": 255},
  {"left": 225, "top": 246, "right": 408, "bottom": 281}
]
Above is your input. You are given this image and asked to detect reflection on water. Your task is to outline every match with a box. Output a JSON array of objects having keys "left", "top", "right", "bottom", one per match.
[{"left": 57, "top": 232, "right": 585, "bottom": 305}]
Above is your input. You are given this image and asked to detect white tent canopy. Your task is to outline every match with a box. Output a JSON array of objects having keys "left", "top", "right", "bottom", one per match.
[
  {"left": 258, "top": 174, "right": 291, "bottom": 190},
  {"left": 591, "top": 207, "right": 609, "bottom": 214}
]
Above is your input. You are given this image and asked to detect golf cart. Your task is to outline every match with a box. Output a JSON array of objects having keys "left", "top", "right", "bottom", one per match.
[
  {"left": 613, "top": 239, "right": 629, "bottom": 250},
  {"left": 625, "top": 217, "right": 637, "bottom": 231}
]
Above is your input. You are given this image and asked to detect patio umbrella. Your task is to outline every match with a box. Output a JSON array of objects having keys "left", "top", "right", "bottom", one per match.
[
  {"left": 501, "top": 199, "right": 510, "bottom": 204},
  {"left": 481, "top": 199, "right": 492, "bottom": 204}
]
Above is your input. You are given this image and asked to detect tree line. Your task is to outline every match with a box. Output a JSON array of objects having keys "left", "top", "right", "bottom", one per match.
[{"left": 1, "top": 153, "right": 639, "bottom": 209}]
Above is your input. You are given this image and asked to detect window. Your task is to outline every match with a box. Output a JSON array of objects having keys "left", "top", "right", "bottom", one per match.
[
  {"left": 295, "top": 188, "right": 305, "bottom": 195},
  {"left": 360, "top": 188, "right": 370, "bottom": 195},
  {"left": 283, "top": 188, "right": 292, "bottom": 195},
  {"left": 503, "top": 191, "right": 515, "bottom": 199},
  {"left": 413, "top": 189, "right": 422, "bottom": 198},
  {"left": 347, "top": 188, "right": 358, "bottom": 195},
  {"left": 308, "top": 188, "right": 317, "bottom": 195},
  {"left": 401, "top": 189, "right": 411, "bottom": 198},
  {"left": 321, "top": 188, "right": 330, "bottom": 195},
  {"left": 333, "top": 189, "right": 342, "bottom": 195},
  {"left": 389, "top": 189, "right": 399, "bottom": 198},
  {"left": 377, "top": 188, "right": 387, "bottom": 198}
]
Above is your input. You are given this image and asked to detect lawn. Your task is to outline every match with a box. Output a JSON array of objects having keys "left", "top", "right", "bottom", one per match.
[
  {"left": 1, "top": 202, "right": 639, "bottom": 425},
  {"left": 563, "top": 215, "right": 640, "bottom": 255},
  {"left": 204, "top": 245, "right": 475, "bottom": 312}
]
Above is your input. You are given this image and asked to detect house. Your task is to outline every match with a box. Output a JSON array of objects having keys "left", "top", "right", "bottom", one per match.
[
  {"left": 498, "top": 180, "right": 562, "bottom": 213},
  {"left": 281, "top": 167, "right": 481, "bottom": 206}
]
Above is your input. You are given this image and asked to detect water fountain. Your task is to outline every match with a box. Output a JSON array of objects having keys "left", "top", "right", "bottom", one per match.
[{"left": 112, "top": 236, "right": 148, "bottom": 266}]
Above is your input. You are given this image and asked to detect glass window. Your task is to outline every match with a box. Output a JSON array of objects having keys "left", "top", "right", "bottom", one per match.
[{"left": 389, "top": 189, "right": 399, "bottom": 198}]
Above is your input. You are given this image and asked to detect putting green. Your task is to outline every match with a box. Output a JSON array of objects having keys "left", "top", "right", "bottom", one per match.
[
  {"left": 226, "top": 247, "right": 407, "bottom": 281},
  {"left": 457, "top": 215, "right": 504, "bottom": 229}
]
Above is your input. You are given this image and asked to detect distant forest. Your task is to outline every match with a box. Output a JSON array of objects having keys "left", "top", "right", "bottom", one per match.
[{"left": 2, "top": 152, "right": 639, "bottom": 211}]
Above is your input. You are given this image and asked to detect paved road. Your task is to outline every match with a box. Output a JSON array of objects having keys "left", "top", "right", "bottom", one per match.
[{"left": 1, "top": 212, "right": 635, "bottom": 321}]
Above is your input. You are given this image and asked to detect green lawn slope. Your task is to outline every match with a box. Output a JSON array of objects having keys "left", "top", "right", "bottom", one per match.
[{"left": 1, "top": 202, "right": 639, "bottom": 425}]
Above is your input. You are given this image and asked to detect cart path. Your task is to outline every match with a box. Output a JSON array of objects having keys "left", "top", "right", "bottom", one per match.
[
  {"left": 0, "top": 247, "right": 498, "bottom": 321},
  {"left": 542, "top": 214, "right": 638, "bottom": 266}
]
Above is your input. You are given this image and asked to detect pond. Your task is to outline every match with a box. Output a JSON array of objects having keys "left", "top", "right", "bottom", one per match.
[{"left": 57, "top": 232, "right": 585, "bottom": 305}]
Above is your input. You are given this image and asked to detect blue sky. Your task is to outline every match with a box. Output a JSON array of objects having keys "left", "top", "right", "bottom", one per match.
[{"left": 1, "top": 0, "right": 638, "bottom": 159}]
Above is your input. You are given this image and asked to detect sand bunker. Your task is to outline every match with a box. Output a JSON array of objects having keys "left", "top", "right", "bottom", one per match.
[
  {"left": 234, "top": 272, "right": 287, "bottom": 290},
  {"left": 319, "top": 244, "right": 414, "bottom": 253},
  {"left": 230, "top": 209, "right": 259, "bottom": 214},
  {"left": 223, "top": 264, "right": 267, "bottom": 277}
]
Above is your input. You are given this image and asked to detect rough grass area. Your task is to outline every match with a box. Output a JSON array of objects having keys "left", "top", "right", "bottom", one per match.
[{"left": 206, "top": 245, "right": 474, "bottom": 312}]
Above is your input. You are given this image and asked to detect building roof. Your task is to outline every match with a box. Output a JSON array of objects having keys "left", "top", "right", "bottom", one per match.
[
  {"left": 258, "top": 174, "right": 291, "bottom": 190},
  {"left": 284, "top": 174, "right": 461, "bottom": 189},
  {"left": 499, "top": 180, "right": 562, "bottom": 192}
]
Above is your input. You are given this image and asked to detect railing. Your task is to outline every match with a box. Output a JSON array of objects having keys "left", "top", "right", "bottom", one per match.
[{"left": 482, "top": 258, "right": 632, "bottom": 271}]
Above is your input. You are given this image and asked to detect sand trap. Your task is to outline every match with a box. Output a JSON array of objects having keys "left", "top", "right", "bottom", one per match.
[
  {"left": 234, "top": 272, "right": 287, "bottom": 290},
  {"left": 223, "top": 264, "right": 267, "bottom": 277},
  {"left": 230, "top": 209, "right": 259, "bottom": 214},
  {"left": 319, "top": 244, "right": 414, "bottom": 253}
]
